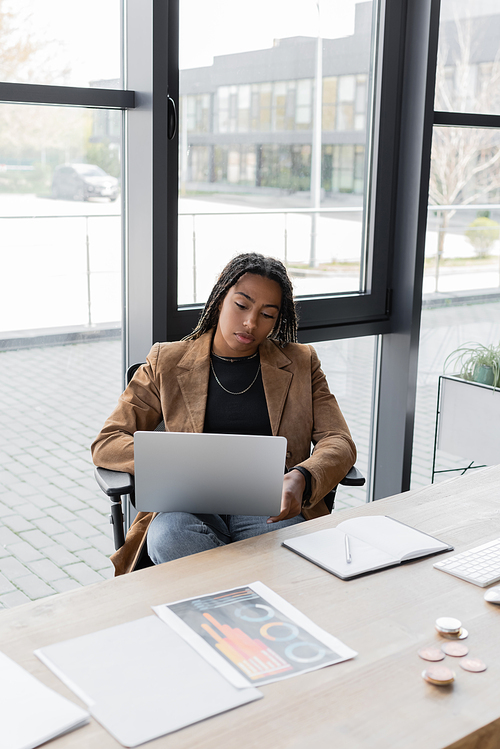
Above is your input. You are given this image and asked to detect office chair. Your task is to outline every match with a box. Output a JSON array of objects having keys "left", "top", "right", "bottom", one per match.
[{"left": 94, "top": 363, "right": 365, "bottom": 570}]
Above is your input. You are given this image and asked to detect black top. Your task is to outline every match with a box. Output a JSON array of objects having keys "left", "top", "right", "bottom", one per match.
[
  {"left": 203, "top": 352, "right": 311, "bottom": 502},
  {"left": 203, "top": 353, "right": 271, "bottom": 436}
]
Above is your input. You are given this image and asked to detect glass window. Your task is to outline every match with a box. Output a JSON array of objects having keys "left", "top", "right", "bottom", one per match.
[
  {"left": 178, "top": 0, "right": 377, "bottom": 308},
  {"left": 435, "top": 1, "right": 500, "bottom": 114},
  {"left": 0, "top": 0, "right": 121, "bottom": 88},
  {"left": 413, "top": 103, "right": 500, "bottom": 485},
  {"left": 295, "top": 79, "right": 312, "bottom": 128},
  {"left": 185, "top": 94, "right": 211, "bottom": 134},
  {"left": 284, "top": 81, "right": 296, "bottom": 130},
  {"left": 354, "top": 74, "right": 367, "bottom": 130},
  {"left": 337, "top": 75, "right": 356, "bottom": 130},
  {"left": 238, "top": 85, "right": 251, "bottom": 131},
  {"left": 0, "top": 103, "right": 122, "bottom": 336},
  {"left": 428, "top": 126, "right": 500, "bottom": 295},
  {"left": 0, "top": 100, "right": 123, "bottom": 597},
  {"left": 313, "top": 336, "right": 376, "bottom": 508},
  {"left": 217, "top": 87, "right": 230, "bottom": 133},
  {"left": 322, "top": 76, "right": 337, "bottom": 131},
  {"left": 273, "top": 81, "right": 287, "bottom": 131},
  {"left": 188, "top": 146, "right": 211, "bottom": 182},
  {"left": 259, "top": 83, "right": 273, "bottom": 131},
  {"left": 412, "top": 298, "right": 500, "bottom": 488}
]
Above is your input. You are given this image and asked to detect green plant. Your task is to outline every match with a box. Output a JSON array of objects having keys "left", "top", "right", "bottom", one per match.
[
  {"left": 444, "top": 341, "right": 500, "bottom": 388},
  {"left": 464, "top": 217, "right": 500, "bottom": 258}
]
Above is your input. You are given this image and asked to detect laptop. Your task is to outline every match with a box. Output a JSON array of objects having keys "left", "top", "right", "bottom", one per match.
[{"left": 133, "top": 431, "right": 287, "bottom": 515}]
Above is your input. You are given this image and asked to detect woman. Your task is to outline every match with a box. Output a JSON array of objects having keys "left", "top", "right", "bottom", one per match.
[{"left": 92, "top": 253, "right": 356, "bottom": 574}]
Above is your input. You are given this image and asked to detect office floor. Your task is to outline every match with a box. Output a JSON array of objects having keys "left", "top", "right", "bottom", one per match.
[{"left": 1, "top": 298, "right": 499, "bottom": 609}]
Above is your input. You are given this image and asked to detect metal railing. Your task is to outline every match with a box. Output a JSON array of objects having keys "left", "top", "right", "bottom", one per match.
[
  {"left": 179, "top": 205, "right": 362, "bottom": 302},
  {"left": 427, "top": 204, "right": 500, "bottom": 293},
  {"left": 1, "top": 203, "right": 499, "bottom": 334},
  {"left": 0, "top": 212, "right": 120, "bottom": 331}
]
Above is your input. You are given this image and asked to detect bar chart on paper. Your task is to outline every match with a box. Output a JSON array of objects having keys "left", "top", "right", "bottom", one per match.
[
  {"left": 200, "top": 610, "right": 294, "bottom": 679},
  {"left": 160, "top": 583, "right": 354, "bottom": 686}
]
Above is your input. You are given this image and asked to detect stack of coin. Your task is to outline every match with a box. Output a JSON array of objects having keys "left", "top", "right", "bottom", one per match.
[
  {"left": 419, "top": 618, "right": 488, "bottom": 684},
  {"left": 422, "top": 665, "right": 455, "bottom": 685},
  {"left": 435, "top": 617, "right": 468, "bottom": 639}
]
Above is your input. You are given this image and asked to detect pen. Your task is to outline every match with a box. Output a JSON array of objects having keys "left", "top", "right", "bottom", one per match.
[{"left": 345, "top": 533, "right": 352, "bottom": 564}]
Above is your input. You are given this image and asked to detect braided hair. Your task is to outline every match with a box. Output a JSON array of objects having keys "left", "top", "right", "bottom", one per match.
[{"left": 184, "top": 253, "right": 298, "bottom": 345}]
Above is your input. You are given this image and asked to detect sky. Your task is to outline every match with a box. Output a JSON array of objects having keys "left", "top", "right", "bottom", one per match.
[
  {"left": 7, "top": 0, "right": 498, "bottom": 86},
  {"left": 179, "top": 0, "right": 364, "bottom": 70},
  {"left": 9, "top": 0, "right": 121, "bottom": 86},
  {"left": 9, "top": 0, "right": 367, "bottom": 86}
]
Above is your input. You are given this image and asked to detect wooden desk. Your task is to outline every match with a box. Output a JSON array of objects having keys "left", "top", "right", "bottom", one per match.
[{"left": 2, "top": 466, "right": 500, "bottom": 749}]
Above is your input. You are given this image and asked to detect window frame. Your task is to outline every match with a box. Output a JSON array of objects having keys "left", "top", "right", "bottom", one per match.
[{"left": 158, "top": 0, "right": 410, "bottom": 345}]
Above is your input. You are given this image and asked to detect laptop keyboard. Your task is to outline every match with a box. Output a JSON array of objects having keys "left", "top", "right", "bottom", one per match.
[{"left": 433, "top": 538, "right": 500, "bottom": 587}]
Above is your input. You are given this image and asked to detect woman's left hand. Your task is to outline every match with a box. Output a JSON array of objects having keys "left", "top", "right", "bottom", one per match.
[{"left": 267, "top": 470, "right": 305, "bottom": 523}]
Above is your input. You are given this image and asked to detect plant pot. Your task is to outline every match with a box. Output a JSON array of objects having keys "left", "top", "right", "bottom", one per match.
[
  {"left": 437, "top": 375, "right": 500, "bottom": 467},
  {"left": 473, "top": 364, "right": 495, "bottom": 386}
]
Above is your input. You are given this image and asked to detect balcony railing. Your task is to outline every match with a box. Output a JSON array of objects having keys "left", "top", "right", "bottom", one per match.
[{"left": 0, "top": 204, "right": 499, "bottom": 339}]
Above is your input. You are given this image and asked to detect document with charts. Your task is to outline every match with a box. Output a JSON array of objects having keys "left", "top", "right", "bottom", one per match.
[
  {"left": 282, "top": 515, "right": 452, "bottom": 580},
  {"left": 152, "top": 581, "right": 357, "bottom": 687}
]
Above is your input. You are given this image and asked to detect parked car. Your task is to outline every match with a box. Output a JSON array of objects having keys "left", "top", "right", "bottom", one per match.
[{"left": 51, "top": 163, "right": 119, "bottom": 201}]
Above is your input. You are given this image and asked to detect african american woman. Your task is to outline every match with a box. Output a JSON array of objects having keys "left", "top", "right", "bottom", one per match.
[{"left": 92, "top": 253, "right": 356, "bottom": 575}]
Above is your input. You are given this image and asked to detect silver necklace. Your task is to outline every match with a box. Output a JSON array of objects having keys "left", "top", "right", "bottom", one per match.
[
  {"left": 211, "top": 351, "right": 258, "bottom": 363},
  {"left": 210, "top": 358, "right": 261, "bottom": 395}
]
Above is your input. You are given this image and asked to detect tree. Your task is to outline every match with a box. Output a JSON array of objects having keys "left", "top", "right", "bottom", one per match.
[
  {"left": 0, "top": 0, "right": 70, "bottom": 83},
  {"left": 0, "top": 1, "right": 86, "bottom": 194},
  {"left": 0, "top": 0, "right": 38, "bottom": 80},
  {"left": 429, "top": 12, "right": 500, "bottom": 288}
]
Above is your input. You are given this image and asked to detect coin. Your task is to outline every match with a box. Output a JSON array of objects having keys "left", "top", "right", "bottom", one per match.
[
  {"left": 422, "top": 665, "right": 455, "bottom": 685},
  {"left": 460, "top": 658, "right": 487, "bottom": 673},
  {"left": 441, "top": 641, "right": 469, "bottom": 657},
  {"left": 435, "top": 617, "right": 462, "bottom": 633},
  {"left": 418, "top": 647, "right": 445, "bottom": 662},
  {"left": 438, "top": 627, "right": 469, "bottom": 640}
]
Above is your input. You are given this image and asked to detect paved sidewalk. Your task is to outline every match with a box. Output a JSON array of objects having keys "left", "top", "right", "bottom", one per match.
[
  {"left": 1, "top": 298, "right": 499, "bottom": 608},
  {"left": 0, "top": 341, "right": 121, "bottom": 608}
]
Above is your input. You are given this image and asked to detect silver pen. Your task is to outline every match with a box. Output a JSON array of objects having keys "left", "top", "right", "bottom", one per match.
[{"left": 345, "top": 533, "right": 352, "bottom": 564}]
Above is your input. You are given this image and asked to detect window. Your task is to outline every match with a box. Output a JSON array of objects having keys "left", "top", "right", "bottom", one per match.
[
  {"left": 412, "top": 0, "right": 500, "bottom": 489},
  {"left": 186, "top": 94, "right": 211, "bottom": 134},
  {"left": 295, "top": 79, "right": 312, "bottom": 129},
  {"left": 322, "top": 77, "right": 338, "bottom": 131},
  {"left": 174, "top": 0, "right": 397, "bottom": 337},
  {"left": 337, "top": 75, "right": 356, "bottom": 130},
  {"left": 0, "top": 1, "right": 131, "bottom": 593}
]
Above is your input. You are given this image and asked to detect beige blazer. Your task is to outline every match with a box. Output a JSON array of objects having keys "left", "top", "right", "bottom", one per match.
[{"left": 91, "top": 331, "right": 356, "bottom": 574}]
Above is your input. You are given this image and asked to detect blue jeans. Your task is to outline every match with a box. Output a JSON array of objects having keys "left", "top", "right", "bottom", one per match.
[{"left": 147, "top": 512, "right": 306, "bottom": 565}]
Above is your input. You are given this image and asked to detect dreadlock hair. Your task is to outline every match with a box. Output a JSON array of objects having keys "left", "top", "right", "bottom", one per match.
[{"left": 184, "top": 253, "right": 298, "bottom": 345}]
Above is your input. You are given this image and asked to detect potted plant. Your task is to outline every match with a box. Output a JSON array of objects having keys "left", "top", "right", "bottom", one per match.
[
  {"left": 433, "top": 341, "right": 500, "bottom": 482},
  {"left": 444, "top": 341, "right": 500, "bottom": 388}
]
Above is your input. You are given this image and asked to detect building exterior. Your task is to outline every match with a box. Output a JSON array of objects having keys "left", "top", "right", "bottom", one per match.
[
  {"left": 180, "top": 1, "right": 500, "bottom": 199},
  {"left": 180, "top": 3, "right": 372, "bottom": 196}
]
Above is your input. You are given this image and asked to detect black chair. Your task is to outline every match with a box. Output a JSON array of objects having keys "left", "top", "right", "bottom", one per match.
[{"left": 94, "top": 363, "right": 365, "bottom": 568}]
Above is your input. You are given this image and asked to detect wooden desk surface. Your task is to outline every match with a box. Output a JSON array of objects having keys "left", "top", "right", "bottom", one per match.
[{"left": 2, "top": 466, "right": 500, "bottom": 749}]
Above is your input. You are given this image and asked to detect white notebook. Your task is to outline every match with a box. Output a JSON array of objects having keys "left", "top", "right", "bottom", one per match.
[
  {"left": 35, "top": 615, "right": 261, "bottom": 748},
  {"left": 282, "top": 516, "right": 453, "bottom": 580},
  {"left": 0, "top": 651, "right": 89, "bottom": 749}
]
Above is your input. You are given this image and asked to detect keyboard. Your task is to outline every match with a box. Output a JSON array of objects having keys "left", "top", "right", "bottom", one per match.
[{"left": 433, "top": 538, "right": 500, "bottom": 587}]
